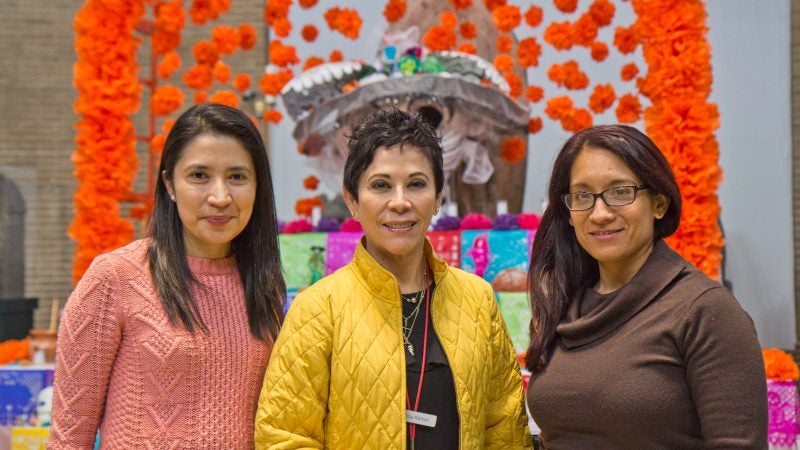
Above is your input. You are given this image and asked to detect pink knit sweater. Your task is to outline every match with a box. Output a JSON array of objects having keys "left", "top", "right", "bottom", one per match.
[{"left": 48, "top": 239, "right": 272, "bottom": 449}]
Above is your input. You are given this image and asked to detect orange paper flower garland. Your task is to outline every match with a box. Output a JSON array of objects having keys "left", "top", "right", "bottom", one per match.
[
  {"left": 70, "top": 0, "right": 144, "bottom": 283},
  {"left": 762, "top": 348, "right": 800, "bottom": 381}
]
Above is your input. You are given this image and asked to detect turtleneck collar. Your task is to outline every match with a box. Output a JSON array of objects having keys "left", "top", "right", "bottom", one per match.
[{"left": 186, "top": 254, "right": 238, "bottom": 275}]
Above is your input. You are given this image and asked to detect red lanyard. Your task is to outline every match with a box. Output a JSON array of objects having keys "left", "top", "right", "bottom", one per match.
[{"left": 405, "top": 269, "right": 431, "bottom": 444}]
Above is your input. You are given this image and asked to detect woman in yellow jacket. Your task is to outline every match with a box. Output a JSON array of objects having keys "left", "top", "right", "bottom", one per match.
[{"left": 255, "top": 109, "right": 531, "bottom": 449}]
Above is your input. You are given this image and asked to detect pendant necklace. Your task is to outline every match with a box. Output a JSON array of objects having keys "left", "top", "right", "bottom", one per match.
[{"left": 401, "top": 267, "right": 427, "bottom": 357}]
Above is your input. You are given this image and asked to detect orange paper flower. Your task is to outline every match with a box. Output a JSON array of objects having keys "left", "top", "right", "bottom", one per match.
[
  {"left": 503, "top": 70, "right": 522, "bottom": 99},
  {"left": 303, "top": 175, "right": 320, "bottom": 190},
  {"left": 440, "top": 11, "right": 458, "bottom": 30},
  {"left": 483, "top": 0, "right": 507, "bottom": 12},
  {"left": 272, "top": 16, "right": 292, "bottom": 38},
  {"left": 616, "top": 93, "right": 642, "bottom": 123},
  {"left": 547, "top": 60, "right": 589, "bottom": 90},
  {"left": 423, "top": 25, "right": 457, "bottom": 51},
  {"left": 524, "top": 85, "right": 544, "bottom": 103},
  {"left": 614, "top": 25, "right": 640, "bottom": 54},
  {"left": 524, "top": 5, "right": 543, "bottom": 27},
  {"left": 621, "top": 63, "right": 639, "bottom": 81},
  {"left": 561, "top": 108, "right": 593, "bottom": 132},
  {"left": 544, "top": 96, "right": 574, "bottom": 120},
  {"left": 554, "top": 0, "right": 578, "bottom": 13},
  {"left": 329, "top": 50, "right": 344, "bottom": 62},
  {"left": 763, "top": 348, "right": 800, "bottom": 381},
  {"left": 157, "top": 51, "right": 181, "bottom": 79},
  {"left": 493, "top": 54, "right": 515, "bottom": 72},
  {"left": 212, "top": 25, "right": 239, "bottom": 55},
  {"left": 301, "top": 24, "right": 319, "bottom": 42},
  {"left": 571, "top": 15, "right": 599, "bottom": 47},
  {"left": 192, "top": 40, "right": 219, "bottom": 65},
  {"left": 496, "top": 35, "right": 513, "bottom": 53},
  {"left": 589, "top": 0, "right": 616, "bottom": 26},
  {"left": 295, "top": 195, "right": 323, "bottom": 216},
  {"left": 456, "top": 42, "right": 477, "bottom": 54},
  {"left": 492, "top": 5, "right": 522, "bottom": 33},
  {"left": 151, "top": 85, "right": 185, "bottom": 116},
  {"left": 233, "top": 73, "right": 251, "bottom": 93},
  {"left": 517, "top": 37, "right": 542, "bottom": 68},
  {"left": 299, "top": 0, "right": 318, "bottom": 7},
  {"left": 544, "top": 21, "right": 573, "bottom": 51},
  {"left": 259, "top": 69, "right": 294, "bottom": 96},
  {"left": 324, "top": 7, "right": 362, "bottom": 40},
  {"left": 303, "top": 56, "right": 325, "bottom": 71},
  {"left": 500, "top": 136, "right": 526, "bottom": 164},
  {"left": 209, "top": 90, "right": 239, "bottom": 108},
  {"left": 263, "top": 109, "right": 283, "bottom": 124},
  {"left": 589, "top": 83, "right": 616, "bottom": 113},
  {"left": 269, "top": 40, "right": 300, "bottom": 67},
  {"left": 183, "top": 64, "right": 214, "bottom": 90},
  {"left": 528, "top": 117, "right": 543, "bottom": 134},
  {"left": 449, "top": 0, "right": 472, "bottom": 9},
  {"left": 460, "top": 22, "right": 477, "bottom": 39},
  {"left": 213, "top": 60, "right": 231, "bottom": 84},
  {"left": 590, "top": 41, "right": 609, "bottom": 62},
  {"left": 239, "top": 23, "right": 256, "bottom": 50}
]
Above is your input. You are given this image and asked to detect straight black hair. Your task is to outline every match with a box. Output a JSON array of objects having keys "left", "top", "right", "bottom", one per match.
[{"left": 149, "top": 103, "right": 285, "bottom": 341}]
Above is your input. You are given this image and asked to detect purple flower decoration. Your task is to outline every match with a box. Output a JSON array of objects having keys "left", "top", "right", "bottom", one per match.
[
  {"left": 432, "top": 215, "right": 461, "bottom": 231},
  {"left": 492, "top": 213, "right": 519, "bottom": 230},
  {"left": 314, "top": 217, "right": 341, "bottom": 232}
]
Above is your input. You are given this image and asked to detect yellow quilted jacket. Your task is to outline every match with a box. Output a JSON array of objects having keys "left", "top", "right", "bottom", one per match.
[{"left": 254, "top": 240, "right": 531, "bottom": 449}]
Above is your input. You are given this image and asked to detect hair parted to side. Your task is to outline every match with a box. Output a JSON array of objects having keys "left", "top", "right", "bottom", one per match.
[
  {"left": 525, "top": 124, "right": 681, "bottom": 372},
  {"left": 343, "top": 108, "right": 444, "bottom": 201},
  {"left": 149, "top": 102, "right": 285, "bottom": 341}
]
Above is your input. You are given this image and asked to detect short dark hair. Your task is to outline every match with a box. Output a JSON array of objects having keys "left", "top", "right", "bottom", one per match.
[
  {"left": 525, "top": 124, "right": 682, "bottom": 372},
  {"left": 149, "top": 103, "right": 285, "bottom": 341},
  {"left": 343, "top": 109, "right": 444, "bottom": 201}
]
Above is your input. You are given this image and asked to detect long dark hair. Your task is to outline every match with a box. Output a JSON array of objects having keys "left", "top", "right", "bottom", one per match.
[
  {"left": 525, "top": 125, "right": 682, "bottom": 372},
  {"left": 149, "top": 103, "right": 285, "bottom": 341}
]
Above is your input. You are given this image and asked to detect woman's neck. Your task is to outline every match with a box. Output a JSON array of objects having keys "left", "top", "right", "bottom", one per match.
[{"left": 366, "top": 246, "right": 427, "bottom": 294}]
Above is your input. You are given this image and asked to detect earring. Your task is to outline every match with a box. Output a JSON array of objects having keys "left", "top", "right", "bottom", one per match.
[
  {"left": 169, "top": 195, "right": 176, "bottom": 202},
  {"left": 434, "top": 208, "right": 440, "bottom": 216}
]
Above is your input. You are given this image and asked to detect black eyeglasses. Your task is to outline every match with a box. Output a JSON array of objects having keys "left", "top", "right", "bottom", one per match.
[{"left": 562, "top": 184, "right": 649, "bottom": 211}]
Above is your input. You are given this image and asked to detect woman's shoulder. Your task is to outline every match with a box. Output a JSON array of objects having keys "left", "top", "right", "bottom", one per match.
[{"left": 84, "top": 239, "right": 150, "bottom": 279}]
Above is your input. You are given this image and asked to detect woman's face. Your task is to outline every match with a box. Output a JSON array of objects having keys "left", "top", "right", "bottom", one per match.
[
  {"left": 164, "top": 134, "right": 256, "bottom": 259},
  {"left": 344, "top": 144, "right": 442, "bottom": 267},
  {"left": 567, "top": 146, "right": 668, "bottom": 281}
]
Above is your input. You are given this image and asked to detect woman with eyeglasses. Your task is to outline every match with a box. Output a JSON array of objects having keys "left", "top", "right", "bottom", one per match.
[{"left": 525, "top": 125, "right": 767, "bottom": 449}]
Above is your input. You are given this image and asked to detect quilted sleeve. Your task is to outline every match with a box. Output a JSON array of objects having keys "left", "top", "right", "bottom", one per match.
[
  {"left": 48, "top": 255, "right": 124, "bottom": 449},
  {"left": 483, "top": 284, "right": 532, "bottom": 449},
  {"left": 254, "top": 288, "right": 333, "bottom": 449}
]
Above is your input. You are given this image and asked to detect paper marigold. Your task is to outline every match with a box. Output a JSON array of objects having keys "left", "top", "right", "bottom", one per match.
[
  {"left": 152, "top": 85, "right": 184, "bottom": 117},
  {"left": 264, "top": 0, "right": 290, "bottom": 26},
  {"left": 460, "top": 22, "right": 477, "bottom": 39},
  {"left": 492, "top": 5, "right": 522, "bottom": 33},
  {"left": 440, "top": 11, "right": 458, "bottom": 30},
  {"left": 272, "top": 17, "right": 292, "bottom": 38},
  {"left": 590, "top": 41, "right": 609, "bottom": 62},
  {"left": 621, "top": 63, "right": 639, "bottom": 81},
  {"left": 554, "top": 0, "right": 578, "bottom": 13},
  {"left": 269, "top": 40, "right": 300, "bottom": 67},
  {"left": 503, "top": 70, "right": 522, "bottom": 99},
  {"left": 517, "top": 37, "right": 541, "bottom": 68},
  {"left": 762, "top": 348, "right": 800, "bottom": 381},
  {"left": 329, "top": 50, "right": 343, "bottom": 62},
  {"left": 295, "top": 196, "right": 323, "bottom": 217},
  {"left": 303, "top": 56, "right": 325, "bottom": 71},
  {"left": 614, "top": 25, "right": 640, "bottom": 54},
  {"left": 544, "top": 21, "right": 573, "bottom": 51},
  {"left": 192, "top": 40, "right": 220, "bottom": 65},
  {"left": 545, "top": 95, "right": 574, "bottom": 120},
  {"left": 213, "top": 60, "right": 231, "bottom": 84},
  {"left": 571, "top": 15, "right": 599, "bottom": 47},
  {"left": 561, "top": 108, "right": 593, "bottom": 132},
  {"left": 301, "top": 24, "right": 318, "bottom": 42},
  {"left": 423, "top": 25, "right": 457, "bottom": 51},
  {"left": 299, "top": 0, "right": 318, "bottom": 8},
  {"left": 303, "top": 175, "right": 320, "bottom": 190},
  {"left": 589, "top": 0, "right": 616, "bottom": 26},
  {"left": 259, "top": 69, "right": 294, "bottom": 96},
  {"left": 528, "top": 117, "right": 543, "bottom": 134},
  {"left": 157, "top": 51, "right": 181, "bottom": 79},
  {"left": 324, "top": 7, "right": 362, "bottom": 40},
  {"left": 263, "top": 109, "right": 283, "bottom": 124},
  {"left": 194, "top": 90, "right": 208, "bottom": 104},
  {"left": 616, "top": 93, "right": 642, "bottom": 123},
  {"left": 547, "top": 60, "right": 589, "bottom": 90},
  {"left": 212, "top": 25, "right": 239, "bottom": 55},
  {"left": 524, "top": 5, "right": 543, "bottom": 27},
  {"left": 239, "top": 23, "right": 256, "bottom": 50},
  {"left": 210, "top": 90, "right": 239, "bottom": 108},
  {"left": 183, "top": 64, "right": 214, "bottom": 90},
  {"left": 500, "top": 136, "right": 526, "bottom": 164},
  {"left": 449, "top": 0, "right": 472, "bottom": 9},
  {"left": 233, "top": 73, "right": 251, "bottom": 93},
  {"left": 483, "top": 0, "right": 507, "bottom": 12},
  {"left": 493, "top": 54, "right": 515, "bottom": 72},
  {"left": 524, "top": 85, "right": 544, "bottom": 103},
  {"left": 456, "top": 42, "right": 477, "bottom": 54},
  {"left": 589, "top": 83, "right": 616, "bottom": 113},
  {"left": 496, "top": 35, "right": 513, "bottom": 53}
]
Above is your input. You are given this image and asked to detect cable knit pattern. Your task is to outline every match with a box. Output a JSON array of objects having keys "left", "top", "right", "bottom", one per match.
[{"left": 48, "top": 239, "right": 271, "bottom": 450}]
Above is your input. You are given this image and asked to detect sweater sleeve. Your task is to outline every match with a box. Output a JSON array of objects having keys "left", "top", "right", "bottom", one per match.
[
  {"left": 483, "top": 284, "right": 532, "bottom": 449},
  {"left": 681, "top": 286, "right": 768, "bottom": 449},
  {"left": 48, "top": 256, "right": 124, "bottom": 449},
  {"left": 254, "top": 288, "right": 333, "bottom": 449}
]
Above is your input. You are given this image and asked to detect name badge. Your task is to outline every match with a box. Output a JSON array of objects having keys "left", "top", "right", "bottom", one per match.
[{"left": 406, "top": 410, "right": 437, "bottom": 428}]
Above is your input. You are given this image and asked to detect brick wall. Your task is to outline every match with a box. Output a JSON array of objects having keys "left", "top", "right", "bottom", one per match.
[{"left": 0, "top": 1, "right": 268, "bottom": 331}]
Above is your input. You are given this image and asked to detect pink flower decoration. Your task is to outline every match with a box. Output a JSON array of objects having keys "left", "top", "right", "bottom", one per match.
[
  {"left": 518, "top": 213, "right": 541, "bottom": 230},
  {"left": 340, "top": 218, "right": 363, "bottom": 232},
  {"left": 460, "top": 213, "right": 492, "bottom": 230},
  {"left": 283, "top": 218, "right": 313, "bottom": 234}
]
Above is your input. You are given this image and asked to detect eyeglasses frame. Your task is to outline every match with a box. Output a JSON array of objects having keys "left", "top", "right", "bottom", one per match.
[{"left": 562, "top": 184, "right": 650, "bottom": 211}]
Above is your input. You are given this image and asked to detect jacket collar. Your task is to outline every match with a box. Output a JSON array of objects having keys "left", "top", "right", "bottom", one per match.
[
  {"left": 352, "top": 237, "right": 449, "bottom": 304},
  {"left": 557, "top": 240, "right": 688, "bottom": 349}
]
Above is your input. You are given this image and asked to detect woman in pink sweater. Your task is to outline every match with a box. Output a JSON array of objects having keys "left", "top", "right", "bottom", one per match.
[{"left": 48, "top": 103, "right": 286, "bottom": 449}]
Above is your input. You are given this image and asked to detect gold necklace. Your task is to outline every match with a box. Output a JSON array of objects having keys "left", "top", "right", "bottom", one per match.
[{"left": 401, "top": 267, "right": 427, "bottom": 356}]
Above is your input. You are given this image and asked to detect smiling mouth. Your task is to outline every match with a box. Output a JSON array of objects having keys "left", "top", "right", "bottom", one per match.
[
  {"left": 591, "top": 229, "right": 621, "bottom": 236},
  {"left": 205, "top": 216, "right": 232, "bottom": 225},
  {"left": 384, "top": 222, "right": 415, "bottom": 231}
]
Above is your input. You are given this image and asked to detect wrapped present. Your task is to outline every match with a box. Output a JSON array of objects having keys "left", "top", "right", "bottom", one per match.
[{"left": 10, "top": 426, "right": 49, "bottom": 450}]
